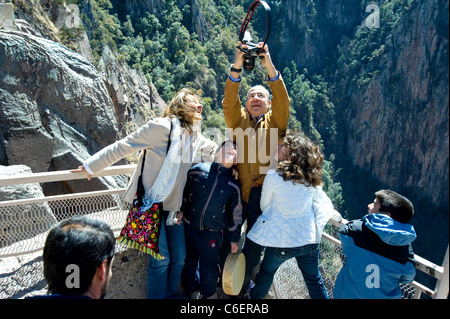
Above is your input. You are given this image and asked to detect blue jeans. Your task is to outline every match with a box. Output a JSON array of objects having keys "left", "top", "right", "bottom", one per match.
[
  {"left": 242, "top": 187, "right": 263, "bottom": 292},
  {"left": 147, "top": 211, "right": 186, "bottom": 299},
  {"left": 250, "top": 242, "right": 329, "bottom": 299}
]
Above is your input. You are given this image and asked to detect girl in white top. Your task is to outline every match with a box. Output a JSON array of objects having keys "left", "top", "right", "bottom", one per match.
[{"left": 247, "top": 130, "right": 340, "bottom": 299}]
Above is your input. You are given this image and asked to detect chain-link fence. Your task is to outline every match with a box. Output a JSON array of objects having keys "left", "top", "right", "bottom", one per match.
[{"left": 0, "top": 190, "right": 128, "bottom": 257}]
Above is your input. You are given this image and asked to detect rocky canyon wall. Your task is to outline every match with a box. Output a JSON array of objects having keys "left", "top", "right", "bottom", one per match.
[
  {"left": 274, "top": 0, "right": 448, "bottom": 209},
  {"left": 334, "top": 0, "right": 449, "bottom": 208}
]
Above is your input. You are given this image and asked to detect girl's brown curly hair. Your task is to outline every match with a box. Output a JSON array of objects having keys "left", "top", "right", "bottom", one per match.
[{"left": 276, "top": 130, "right": 324, "bottom": 187}]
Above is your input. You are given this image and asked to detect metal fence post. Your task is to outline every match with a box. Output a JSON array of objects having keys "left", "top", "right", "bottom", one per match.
[{"left": 433, "top": 245, "right": 449, "bottom": 299}]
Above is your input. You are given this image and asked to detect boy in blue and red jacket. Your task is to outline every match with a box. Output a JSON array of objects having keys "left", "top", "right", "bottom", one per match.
[
  {"left": 180, "top": 141, "right": 243, "bottom": 299},
  {"left": 333, "top": 189, "right": 417, "bottom": 299}
]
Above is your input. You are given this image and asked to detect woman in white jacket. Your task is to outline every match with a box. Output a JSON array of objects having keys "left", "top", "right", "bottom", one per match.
[
  {"left": 73, "top": 88, "right": 217, "bottom": 299},
  {"left": 247, "top": 130, "right": 340, "bottom": 299}
]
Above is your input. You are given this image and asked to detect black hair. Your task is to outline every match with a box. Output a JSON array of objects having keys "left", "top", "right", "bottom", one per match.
[
  {"left": 42, "top": 215, "right": 115, "bottom": 296},
  {"left": 375, "top": 189, "right": 414, "bottom": 223},
  {"left": 218, "top": 140, "right": 237, "bottom": 151}
]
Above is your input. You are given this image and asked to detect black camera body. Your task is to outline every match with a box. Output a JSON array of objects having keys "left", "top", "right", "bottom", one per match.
[
  {"left": 238, "top": 1, "right": 271, "bottom": 72},
  {"left": 240, "top": 33, "right": 265, "bottom": 71}
]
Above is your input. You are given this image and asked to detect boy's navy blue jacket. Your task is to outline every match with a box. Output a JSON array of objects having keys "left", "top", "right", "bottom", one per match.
[
  {"left": 333, "top": 213, "right": 417, "bottom": 299},
  {"left": 181, "top": 162, "right": 243, "bottom": 242}
]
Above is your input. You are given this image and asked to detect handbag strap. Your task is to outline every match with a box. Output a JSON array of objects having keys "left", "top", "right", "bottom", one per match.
[
  {"left": 136, "top": 119, "right": 173, "bottom": 204},
  {"left": 139, "top": 118, "right": 173, "bottom": 178}
]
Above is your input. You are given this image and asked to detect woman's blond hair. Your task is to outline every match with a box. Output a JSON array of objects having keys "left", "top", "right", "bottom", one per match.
[
  {"left": 163, "top": 88, "right": 200, "bottom": 132},
  {"left": 276, "top": 130, "right": 324, "bottom": 187}
]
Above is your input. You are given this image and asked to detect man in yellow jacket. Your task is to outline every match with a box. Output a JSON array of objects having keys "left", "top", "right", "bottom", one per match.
[{"left": 222, "top": 41, "right": 290, "bottom": 297}]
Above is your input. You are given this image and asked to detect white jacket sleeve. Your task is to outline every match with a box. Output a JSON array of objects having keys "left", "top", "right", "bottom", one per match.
[
  {"left": 312, "top": 187, "right": 341, "bottom": 237},
  {"left": 260, "top": 170, "right": 277, "bottom": 212},
  {"left": 85, "top": 117, "right": 170, "bottom": 174}
]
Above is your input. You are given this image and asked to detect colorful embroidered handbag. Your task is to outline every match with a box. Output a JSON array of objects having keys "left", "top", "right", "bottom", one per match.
[{"left": 117, "top": 123, "right": 172, "bottom": 260}]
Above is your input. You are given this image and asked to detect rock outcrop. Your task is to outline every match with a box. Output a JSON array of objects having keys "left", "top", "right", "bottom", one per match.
[
  {"left": 98, "top": 45, "right": 165, "bottom": 137},
  {"left": 0, "top": 30, "right": 118, "bottom": 169},
  {"left": 1, "top": 12, "right": 165, "bottom": 193},
  {"left": 0, "top": 29, "right": 128, "bottom": 195}
]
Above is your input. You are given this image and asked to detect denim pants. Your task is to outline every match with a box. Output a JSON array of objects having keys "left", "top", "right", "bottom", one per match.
[
  {"left": 147, "top": 211, "right": 186, "bottom": 299},
  {"left": 250, "top": 242, "right": 329, "bottom": 299},
  {"left": 242, "top": 187, "right": 263, "bottom": 292},
  {"left": 181, "top": 223, "right": 223, "bottom": 298}
]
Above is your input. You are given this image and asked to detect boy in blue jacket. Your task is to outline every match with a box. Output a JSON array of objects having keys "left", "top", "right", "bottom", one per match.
[
  {"left": 333, "top": 189, "right": 417, "bottom": 299},
  {"left": 180, "top": 141, "right": 243, "bottom": 299}
]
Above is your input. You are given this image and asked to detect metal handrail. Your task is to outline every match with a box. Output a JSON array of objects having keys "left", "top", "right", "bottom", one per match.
[{"left": 0, "top": 165, "right": 136, "bottom": 187}]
